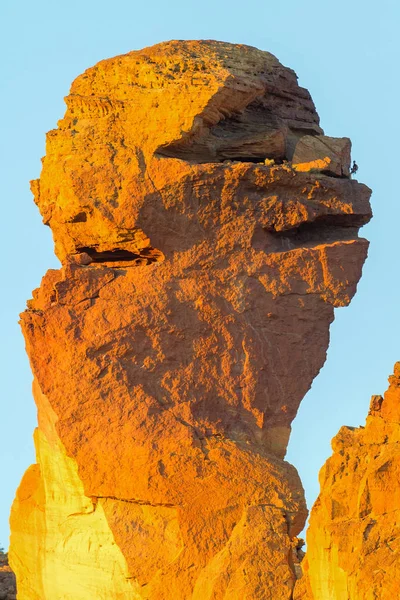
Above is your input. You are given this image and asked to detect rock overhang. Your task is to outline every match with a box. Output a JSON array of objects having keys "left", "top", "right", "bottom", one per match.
[{"left": 31, "top": 39, "right": 371, "bottom": 278}]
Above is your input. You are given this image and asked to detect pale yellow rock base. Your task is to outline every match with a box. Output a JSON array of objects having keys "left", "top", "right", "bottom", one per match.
[{"left": 9, "top": 379, "right": 140, "bottom": 600}]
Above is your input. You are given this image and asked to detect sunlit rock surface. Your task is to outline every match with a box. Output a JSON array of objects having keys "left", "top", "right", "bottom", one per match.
[
  {"left": 10, "top": 379, "right": 137, "bottom": 600},
  {"left": 295, "top": 364, "right": 400, "bottom": 600},
  {"left": 10, "top": 40, "right": 371, "bottom": 599}
]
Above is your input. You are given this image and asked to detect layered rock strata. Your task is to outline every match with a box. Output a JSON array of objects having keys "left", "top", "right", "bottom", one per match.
[
  {"left": 295, "top": 364, "right": 400, "bottom": 600},
  {"left": 10, "top": 40, "right": 372, "bottom": 599}
]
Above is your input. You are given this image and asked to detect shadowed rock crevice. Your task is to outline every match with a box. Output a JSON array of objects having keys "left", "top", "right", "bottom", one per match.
[
  {"left": 156, "top": 97, "right": 317, "bottom": 165},
  {"left": 75, "top": 246, "right": 165, "bottom": 266},
  {"left": 95, "top": 496, "right": 177, "bottom": 508},
  {"left": 266, "top": 213, "right": 368, "bottom": 252}
]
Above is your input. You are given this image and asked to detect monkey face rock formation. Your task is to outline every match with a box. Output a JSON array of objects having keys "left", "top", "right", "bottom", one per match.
[
  {"left": 10, "top": 41, "right": 372, "bottom": 599},
  {"left": 295, "top": 364, "right": 400, "bottom": 600}
]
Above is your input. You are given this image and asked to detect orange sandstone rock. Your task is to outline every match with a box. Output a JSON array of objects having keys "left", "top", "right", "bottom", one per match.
[
  {"left": 10, "top": 40, "right": 372, "bottom": 599},
  {"left": 292, "top": 135, "right": 351, "bottom": 177},
  {"left": 296, "top": 364, "right": 400, "bottom": 600}
]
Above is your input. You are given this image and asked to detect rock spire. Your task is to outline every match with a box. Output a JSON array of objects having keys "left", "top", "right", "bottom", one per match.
[{"left": 10, "top": 40, "right": 371, "bottom": 599}]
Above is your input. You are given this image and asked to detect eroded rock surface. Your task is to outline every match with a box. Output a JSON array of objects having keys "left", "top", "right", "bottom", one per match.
[
  {"left": 10, "top": 40, "right": 371, "bottom": 599},
  {"left": 295, "top": 364, "right": 400, "bottom": 600},
  {"left": 0, "top": 553, "right": 16, "bottom": 600}
]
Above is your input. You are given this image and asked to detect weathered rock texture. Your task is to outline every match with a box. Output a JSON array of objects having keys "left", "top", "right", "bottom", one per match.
[
  {"left": 10, "top": 40, "right": 372, "bottom": 599},
  {"left": 0, "top": 553, "right": 16, "bottom": 600},
  {"left": 295, "top": 364, "right": 400, "bottom": 600}
]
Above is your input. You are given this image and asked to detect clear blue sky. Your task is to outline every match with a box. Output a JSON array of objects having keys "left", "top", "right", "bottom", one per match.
[{"left": 1, "top": 0, "right": 398, "bottom": 548}]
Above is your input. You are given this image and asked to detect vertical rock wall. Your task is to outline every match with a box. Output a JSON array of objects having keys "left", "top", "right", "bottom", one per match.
[
  {"left": 295, "top": 364, "right": 400, "bottom": 600},
  {"left": 10, "top": 41, "right": 372, "bottom": 599}
]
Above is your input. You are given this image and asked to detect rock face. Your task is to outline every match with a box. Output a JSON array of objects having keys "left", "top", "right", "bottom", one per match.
[
  {"left": 10, "top": 41, "right": 372, "bottom": 599},
  {"left": 295, "top": 364, "right": 400, "bottom": 600},
  {"left": 292, "top": 136, "right": 351, "bottom": 178},
  {"left": 0, "top": 553, "right": 16, "bottom": 600}
]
